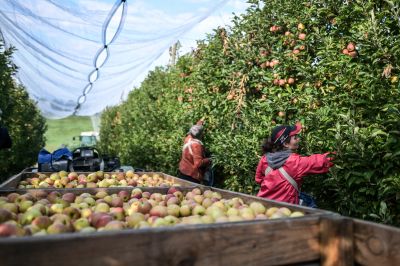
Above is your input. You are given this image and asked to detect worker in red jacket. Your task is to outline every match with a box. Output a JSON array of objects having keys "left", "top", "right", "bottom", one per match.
[
  {"left": 178, "top": 120, "right": 211, "bottom": 184},
  {"left": 255, "top": 122, "right": 334, "bottom": 204}
]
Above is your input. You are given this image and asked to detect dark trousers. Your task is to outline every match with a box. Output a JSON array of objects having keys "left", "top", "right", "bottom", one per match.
[{"left": 178, "top": 172, "right": 200, "bottom": 184}]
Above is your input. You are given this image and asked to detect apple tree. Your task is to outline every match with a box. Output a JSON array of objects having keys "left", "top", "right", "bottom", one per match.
[
  {"left": 0, "top": 46, "right": 46, "bottom": 181},
  {"left": 100, "top": 0, "right": 400, "bottom": 225}
]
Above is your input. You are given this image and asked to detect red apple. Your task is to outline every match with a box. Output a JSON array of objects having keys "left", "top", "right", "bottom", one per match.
[
  {"left": 110, "top": 207, "right": 125, "bottom": 221},
  {"left": 31, "top": 216, "right": 52, "bottom": 229},
  {"left": 104, "top": 220, "right": 125, "bottom": 230},
  {"left": 93, "top": 213, "right": 113, "bottom": 228},
  {"left": 67, "top": 172, "right": 78, "bottom": 181},
  {"left": 0, "top": 223, "right": 21, "bottom": 237},
  {"left": 118, "top": 190, "right": 130, "bottom": 202},
  {"left": 0, "top": 209, "right": 13, "bottom": 223},
  {"left": 149, "top": 205, "right": 168, "bottom": 217},
  {"left": 142, "top": 191, "right": 151, "bottom": 199},
  {"left": 131, "top": 188, "right": 143, "bottom": 199},
  {"left": 110, "top": 197, "right": 123, "bottom": 208},
  {"left": 298, "top": 33, "right": 306, "bottom": 40},
  {"left": 137, "top": 200, "right": 152, "bottom": 214},
  {"left": 167, "top": 186, "right": 181, "bottom": 195},
  {"left": 62, "top": 193, "right": 76, "bottom": 203},
  {"left": 347, "top": 42, "right": 356, "bottom": 52}
]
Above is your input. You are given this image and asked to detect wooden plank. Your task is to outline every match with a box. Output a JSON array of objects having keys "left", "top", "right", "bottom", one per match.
[
  {"left": 163, "top": 172, "right": 200, "bottom": 186},
  {"left": 0, "top": 168, "right": 29, "bottom": 189},
  {"left": 353, "top": 219, "right": 400, "bottom": 266},
  {"left": 320, "top": 216, "right": 354, "bottom": 266},
  {"left": 0, "top": 216, "right": 321, "bottom": 266}
]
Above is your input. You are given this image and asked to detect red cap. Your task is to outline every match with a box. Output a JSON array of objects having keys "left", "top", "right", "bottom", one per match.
[
  {"left": 289, "top": 121, "right": 302, "bottom": 136},
  {"left": 272, "top": 121, "right": 302, "bottom": 144}
]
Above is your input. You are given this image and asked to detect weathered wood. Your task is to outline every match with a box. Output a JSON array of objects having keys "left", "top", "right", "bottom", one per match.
[
  {"left": 353, "top": 219, "right": 400, "bottom": 266},
  {"left": 0, "top": 168, "right": 33, "bottom": 189},
  {"left": 0, "top": 216, "right": 321, "bottom": 266},
  {"left": 0, "top": 172, "right": 343, "bottom": 266},
  {"left": 320, "top": 216, "right": 354, "bottom": 266}
]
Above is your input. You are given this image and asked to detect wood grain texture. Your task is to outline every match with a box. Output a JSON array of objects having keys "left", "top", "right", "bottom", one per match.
[
  {"left": 354, "top": 219, "right": 400, "bottom": 266},
  {"left": 0, "top": 217, "right": 321, "bottom": 266},
  {"left": 320, "top": 216, "right": 354, "bottom": 266}
]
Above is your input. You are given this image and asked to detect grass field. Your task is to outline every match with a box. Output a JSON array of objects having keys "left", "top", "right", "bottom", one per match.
[{"left": 45, "top": 116, "right": 93, "bottom": 152}]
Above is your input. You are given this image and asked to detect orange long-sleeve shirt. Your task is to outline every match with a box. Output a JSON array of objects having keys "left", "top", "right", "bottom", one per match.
[{"left": 178, "top": 135, "right": 210, "bottom": 181}]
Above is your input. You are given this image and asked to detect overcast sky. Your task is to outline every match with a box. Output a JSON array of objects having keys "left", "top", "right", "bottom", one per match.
[{"left": 0, "top": 0, "right": 250, "bottom": 117}]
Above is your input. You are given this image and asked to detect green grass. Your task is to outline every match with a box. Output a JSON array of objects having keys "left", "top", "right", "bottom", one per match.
[{"left": 45, "top": 116, "right": 93, "bottom": 152}]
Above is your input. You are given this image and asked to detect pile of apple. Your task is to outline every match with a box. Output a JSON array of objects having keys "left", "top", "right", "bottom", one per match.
[
  {"left": 0, "top": 187, "right": 305, "bottom": 237},
  {"left": 17, "top": 170, "right": 178, "bottom": 189}
]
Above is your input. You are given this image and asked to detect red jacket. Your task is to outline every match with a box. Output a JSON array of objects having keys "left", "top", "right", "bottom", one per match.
[
  {"left": 255, "top": 153, "right": 332, "bottom": 204},
  {"left": 179, "top": 135, "right": 210, "bottom": 181}
]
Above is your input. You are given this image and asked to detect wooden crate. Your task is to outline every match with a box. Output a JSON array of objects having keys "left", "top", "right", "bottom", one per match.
[
  {"left": 0, "top": 187, "right": 334, "bottom": 266},
  {"left": 1, "top": 188, "right": 399, "bottom": 265},
  {"left": 353, "top": 218, "right": 400, "bottom": 265},
  {"left": 0, "top": 170, "right": 197, "bottom": 190}
]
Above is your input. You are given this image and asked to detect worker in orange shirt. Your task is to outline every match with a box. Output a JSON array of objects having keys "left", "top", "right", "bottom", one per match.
[{"left": 178, "top": 120, "right": 211, "bottom": 184}]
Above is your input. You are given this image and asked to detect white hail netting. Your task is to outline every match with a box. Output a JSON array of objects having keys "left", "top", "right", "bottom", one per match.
[{"left": 0, "top": 0, "right": 231, "bottom": 118}]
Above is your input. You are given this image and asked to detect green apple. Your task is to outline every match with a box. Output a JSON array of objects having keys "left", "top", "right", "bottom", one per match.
[
  {"left": 50, "top": 213, "right": 71, "bottom": 226},
  {"left": 239, "top": 207, "right": 255, "bottom": 220},
  {"left": 192, "top": 205, "right": 206, "bottom": 216},
  {"left": 126, "top": 212, "right": 145, "bottom": 228},
  {"left": 19, "top": 209, "right": 41, "bottom": 225},
  {"left": 103, "top": 220, "right": 125, "bottom": 231},
  {"left": 179, "top": 205, "right": 191, "bottom": 217},
  {"left": 94, "top": 202, "right": 110, "bottom": 213},
  {"left": 47, "top": 222, "right": 69, "bottom": 234},
  {"left": 266, "top": 207, "right": 279, "bottom": 217},
  {"left": 73, "top": 218, "right": 90, "bottom": 231},
  {"left": 80, "top": 226, "right": 96, "bottom": 233},
  {"left": 278, "top": 207, "right": 291, "bottom": 217},
  {"left": 200, "top": 215, "right": 214, "bottom": 224},
  {"left": 290, "top": 211, "right": 304, "bottom": 218},
  {"left": 249, "top": 202, "right": 266, "bottom": 215},
  {"left": 226, "top": 207, "right": 240, "bottom": 217},
  {"left": 83, "top": 197, "right": 96, "bottom": 207},
  {"left": 62, "top": 207, "right": 81, "bottom": 220},
  {"left": 164, "top": 215, "right": 179, "bottom": 225},
  {"left": 2, "top": 203, "right": 18, "bottom": 214},
  {"left": 165, "top": 204, "right": 179, "bottom": 217},
  {"left": 95, "top": 191, "right": 108, "bottom": 199}
]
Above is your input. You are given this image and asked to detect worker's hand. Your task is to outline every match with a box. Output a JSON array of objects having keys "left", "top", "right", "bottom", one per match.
[
  {"left": 196, "top": 119, "right": 204, "bottom": 126},
  {"left": 324, "top": 151, "right": 336, "bottom": 158},
  {"left": 324, "top": 152, "right": 336, "bottom": 167}
]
